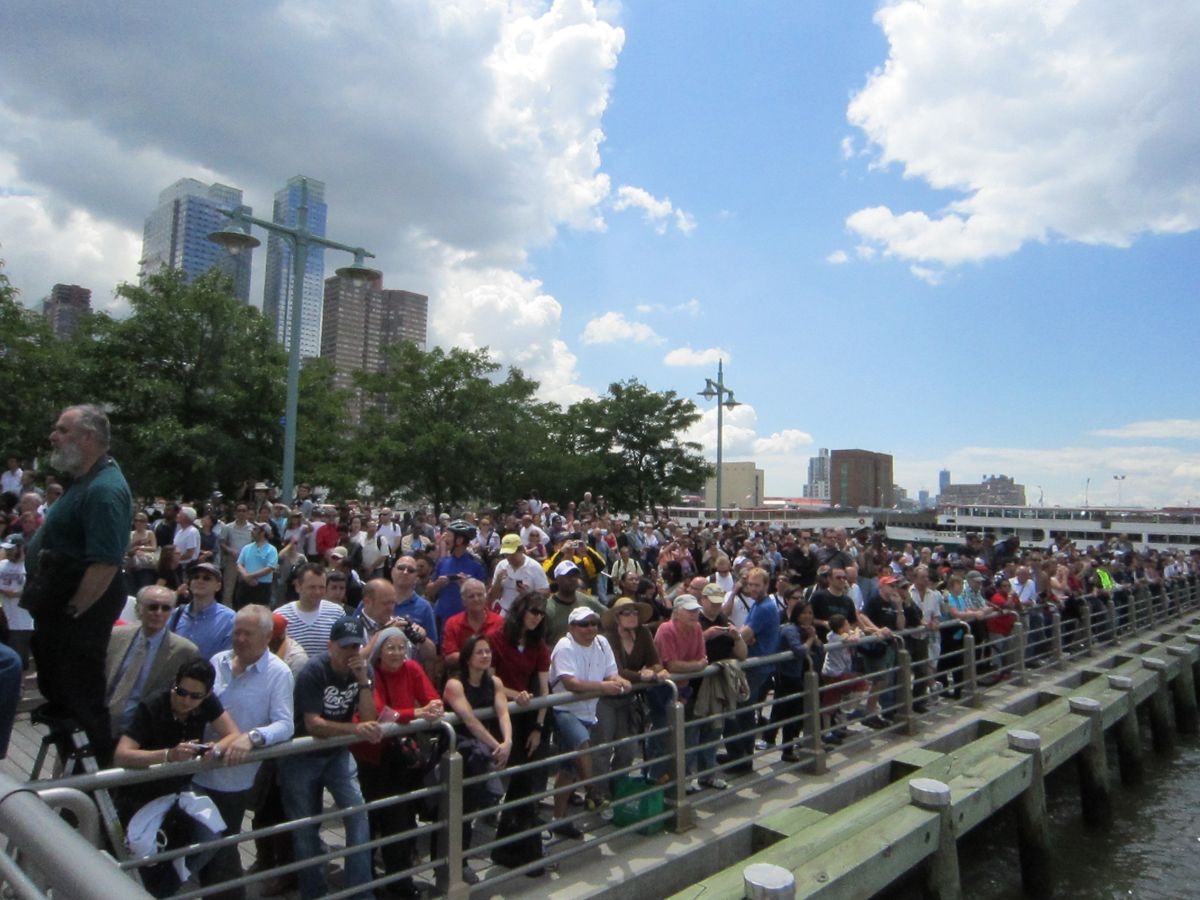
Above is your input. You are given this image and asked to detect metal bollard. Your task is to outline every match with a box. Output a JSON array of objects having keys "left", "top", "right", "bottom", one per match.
[
  {"left": 666, "top": 680, "right": 695, "bottom": 833},
  {"left": 743, "top": 862, "right": 795, "bottom": 899}
]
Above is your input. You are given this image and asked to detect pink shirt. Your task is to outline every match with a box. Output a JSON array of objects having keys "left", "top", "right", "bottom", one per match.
[{"left": 653, "top": 619, "right": 706, "bottom": 666}]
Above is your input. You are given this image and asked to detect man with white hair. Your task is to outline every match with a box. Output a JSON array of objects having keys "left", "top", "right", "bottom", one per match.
[{"left": 173, "top": 505, "right": 201, "bottom": 568}]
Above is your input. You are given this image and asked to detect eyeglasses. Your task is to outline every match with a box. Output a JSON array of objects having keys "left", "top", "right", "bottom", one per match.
[
  {"left": 173, "top": 684, "right": 207, "bottom": 700},
  {"left": 617, "top": 608, "right": 640, "bottom": 616},
  {"left": 393, "top": 565, "right": 417, "bottom": 573},
  {"left": 142, "top": 603, "right": 173, "bottom": 613},
  {"left": 573, "top": 621, "right": 600, "bottom": 628},
  {"left": 526, "top": 608, "right": 547, "bottom": 617}
]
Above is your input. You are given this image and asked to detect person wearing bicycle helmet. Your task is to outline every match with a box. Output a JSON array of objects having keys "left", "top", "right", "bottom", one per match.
[{"left": 428, "top": 519, "right": 486, "bottom": 636}]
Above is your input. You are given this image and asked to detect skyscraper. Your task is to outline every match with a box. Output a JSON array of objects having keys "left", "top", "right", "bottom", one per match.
[
  {"left": 42, "top": 283, "right": 91, "bottom": 338},
  {"left": 263, "top": 176, "right": 327, "bottom": 358},
  {"left": 804, "top": 448, "right": 831, "bottom": 500},
  {"left": 939, "top": 468, "right": 951, "bottom": 496},
  {"left": 321, "top": 274, "right": 429, "bottom": 420},
  {"left": 140, "top": 179, "right": 252, "bottom": 302}
]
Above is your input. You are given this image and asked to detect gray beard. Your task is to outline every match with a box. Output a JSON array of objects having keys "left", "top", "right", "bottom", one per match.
[{"left": 50, "top": 442, "right": 85, "bottom": 474}]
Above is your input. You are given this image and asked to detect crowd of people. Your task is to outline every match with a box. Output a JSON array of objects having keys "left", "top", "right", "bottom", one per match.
[{"left": 3, "top": 410, "right": 1198, "bottom": 898}]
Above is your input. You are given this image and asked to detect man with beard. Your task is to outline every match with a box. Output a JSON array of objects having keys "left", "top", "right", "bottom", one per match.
[{"left": 23, "top": 405, "right": 132, "bottom": 763}]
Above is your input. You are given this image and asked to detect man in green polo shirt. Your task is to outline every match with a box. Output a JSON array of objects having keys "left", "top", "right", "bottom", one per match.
[{"left": 23, "top": 404, "right": 132, "bottom": 762}]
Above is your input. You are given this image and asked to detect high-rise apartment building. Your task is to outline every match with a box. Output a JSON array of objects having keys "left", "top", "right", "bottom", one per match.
[
  {"left": 321, "top": 274, "right": 429, "bottom": 419},
  {"left": 140, "top": 179, "right": 252, "bottom": 302},
  {"left": 42, "top": 283, "right": 91, "bottom": 338},
  {"left": 829, "top": 449, "right": 894, "bottom": 509},
  {"left": 803, "top": 448, "right": 831, "bottom": 500},
  {"left": 263, "top": 176, "right": 327, "bottom": 358},
  {"left": 939, "top": 468, "right": 951, "bottom": 496}
]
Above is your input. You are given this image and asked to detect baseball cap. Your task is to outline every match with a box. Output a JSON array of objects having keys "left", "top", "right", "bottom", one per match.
[
  {"left": 188, "top": 561, "right": 222, "bottom": 579},
  {"left": 700, "top": 582, "right": 726, "bottom": 601},
  {"left": 329, "top": 546, "right": 348, "bottom": 560},
  {"left": 330, "top": 616, "right": 367, "bottom": 647},
  {"left": 554, "top": 560, "right": 581, "bottom": 579},
  {"left": 568, "top": 606, "right": 601, "bottom": 625},
  {"left": 500, "top": 534, "right": 522, "bottom": 555},
  {"left": 674, "top": 595, "right": 702, "bottom": 612}
]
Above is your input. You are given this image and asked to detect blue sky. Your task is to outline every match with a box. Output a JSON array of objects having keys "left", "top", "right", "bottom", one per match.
[{"left": 2, "top": 1, "right": 1198, "bottom": 507}]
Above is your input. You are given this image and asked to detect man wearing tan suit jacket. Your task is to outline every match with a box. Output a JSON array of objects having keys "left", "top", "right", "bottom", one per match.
[{"left": 105, "top": 585, "right": 198, "bottom": 739}]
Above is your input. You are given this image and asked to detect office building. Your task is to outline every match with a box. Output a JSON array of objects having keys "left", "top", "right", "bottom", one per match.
[
  {"left": 42, "top": 284, "right": 91, "bottom": 338},
  {"left": 263, "top": 175, "right": 327, "bottom": 358},
  {"left": 140, "top": 179, "right": 252, "bottom": 302},
  {"left": 321, "top": 275, "right": 429, "bottom": 419},
  {"left": 939, "top": 468, "right": 951, "bottom": 495},
  {"left": 829, "top": 449, "right": 894, "bottom": 509},
  {"left": 939, "top": 475, "right": 1027, "bottom": 506},
  {"left": 704, "top": 461, "right": 765, "bottom": 511},
  {"left": 803, "top": 448, "right": 831, "bottom": 500}
]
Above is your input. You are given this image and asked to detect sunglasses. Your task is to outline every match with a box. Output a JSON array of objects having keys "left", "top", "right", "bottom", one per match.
[
  {"left": 573, "top": 620, "right": 600, "bottom": 628},
  {"left": 173, "top": 684, "right": 207, "bottom": 700},
  {"left": 393, "top": 565, "right": 417, "bottom": 573},
  {"left": 143, "top": 603, "right": 174, "bottom": 613},
  {"left": 526, "top": 608, "right": 547, "bottom": 617}
]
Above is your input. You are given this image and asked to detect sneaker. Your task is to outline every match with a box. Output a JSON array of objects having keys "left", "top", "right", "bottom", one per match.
[
  {"left": 586, "top": 794, "right": 609, "bottom": 812},
  {"left": 780, "top": 750, "right": 800, "bottom": 763},
  {"left": 822, "top": 730, "right": 843, "bottom": 745},
  {"left": 700, "top": 776, "right": 729, "bottom": 790},
  {"left": 685, "top": 779, "right": 702, "bottom": 795},
  {"left": 846, "top": 708, "right": 867, "bottom": 720},
  {"left": 754, "top": 739, "right": 769, "bottom": 751},
  {"left": 461, "top": 866, "right": 480, "bottom": 886},
  {"left": 599, "top": 806, "right": 614, "bottom": 822},
  {"left": 863, "top": 715, "right": 891, "bottom": 730},
  {"left": 550, "top": 820, "right": 585, "bottom": 840}
]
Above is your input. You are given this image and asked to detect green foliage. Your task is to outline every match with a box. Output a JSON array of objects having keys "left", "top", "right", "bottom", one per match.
[
  {"left": 88, "top": 269, "right": 286, "bottom": 499},
  {"left": 295, "top": 356, "right": 356, "bottom": 498},
  {"left": 568, "top": 379, "right": 711, "bottom": 512}
]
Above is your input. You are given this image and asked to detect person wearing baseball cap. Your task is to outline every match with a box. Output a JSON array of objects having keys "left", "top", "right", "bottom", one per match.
[
  {"left": 543, "top": 560, "right": 606, "bottom": 646},
  {"left": 279, "top": 614, "right": 381, "bottom": 898},
  {"left": 487, "top": 533, "right": 549, "bottom": 615},
  {"left": 169, "top": 561, "right": 236, "bottom": 661}
]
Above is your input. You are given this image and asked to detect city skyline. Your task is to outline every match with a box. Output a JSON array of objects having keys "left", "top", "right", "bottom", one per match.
[{"left": 2, "top": 2, "right": 1197, "bottom": 508}]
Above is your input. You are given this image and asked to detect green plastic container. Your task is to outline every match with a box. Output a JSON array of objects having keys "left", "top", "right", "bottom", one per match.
[{"left": 611, "top": 775, "right": 666, "bottom": 835}]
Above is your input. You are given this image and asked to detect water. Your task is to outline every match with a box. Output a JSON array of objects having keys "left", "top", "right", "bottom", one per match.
[{"left": 891, "top": 726, "right": 1200, "bottom": 899}]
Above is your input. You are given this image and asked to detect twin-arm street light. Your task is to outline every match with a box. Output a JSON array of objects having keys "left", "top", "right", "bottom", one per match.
[
  {"left": 1113, "top": 474, "right": 1126, "bottom": 506},
  {"left": 208, "top": 176, "right": 380, "bottom": 503},
  {"left": 698, "top": 359, "right": 740, "bottom": 527}
]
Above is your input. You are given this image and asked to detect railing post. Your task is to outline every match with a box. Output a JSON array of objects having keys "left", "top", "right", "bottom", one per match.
[
  {"left": 1050, "top": 609, "right": 1064, "bottom": 666},
  {"left": 666, "top": 681, "right": 694, "bottom": 833},
  {"left": 1081, "top": 601, "right": 1095, "bottom": 655},
  {"left": 1142, "top": 583, "right": 1156, "bottom": 628},
  {"left": 1125, "top": 588, "right": 1138, "bottom": 634},
  {"left": 1104, "top": 599, "right": 1117, "bottom": 645},
  {"left": 435, "top": 747, "right": 467, "bottom": 899},
  {"left": 962, "top": 632, "right": 980, "bottom": 708},
  {"left": 897, "top": 647, "right": 917, "bottom": 735},
  {"left": 803, "top": 668, "right": 826, "bottom": 774},
  {"left": 1013, "top": 621, "right": 1028, "bottom": 686}
]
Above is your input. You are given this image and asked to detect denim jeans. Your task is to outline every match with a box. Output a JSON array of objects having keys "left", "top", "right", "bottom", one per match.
[
  {"left": 726, "top": 665, "right": 773, "bottom": 763},
  {"left": 277, "top": 750, "right": 373, "bottom": 900}
]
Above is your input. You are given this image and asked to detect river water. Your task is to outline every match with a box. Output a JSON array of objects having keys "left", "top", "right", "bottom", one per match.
[{"left": 892, "top": 728, "right": 1200, "bottom": 899}]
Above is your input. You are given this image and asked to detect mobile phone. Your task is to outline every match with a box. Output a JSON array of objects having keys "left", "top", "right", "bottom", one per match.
[{"left": 192, "top": 742, "right": 214, "bottom": 755}]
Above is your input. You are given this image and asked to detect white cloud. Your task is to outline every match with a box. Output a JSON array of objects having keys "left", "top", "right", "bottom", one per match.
[
  {"left": 826, "top": 249, "right": 849, "bottom": 265},
  {"left": 634, "top": 297, "right": 701, "bottom": 316},
  {"left": 839, "top": 135, "right": 855, "bottom": 160},
  {"left": 663, "top": 346, "right": 726, "bottom": 367},
  {"left": 612, "top": 184, "right": 696, "bottom": 235},
  {"left": 1090, "top": 419, "right": 1200, "bottom": 440},
  {"left": 909, "top": 264, "right": 942, "bottom": 285},
  {"left": 579, "top": 311, "right": 663, "bottom": 345},
  {"left": 753, "top": 429, "right": 814, "bottom": 456},
  {"left": 845, "top": 0, "right": 1200, "bottom": 270}
]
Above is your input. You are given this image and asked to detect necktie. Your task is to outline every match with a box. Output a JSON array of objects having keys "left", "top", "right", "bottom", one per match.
[{"left": 108, "top": 635, "right": 149, "bottom": 729}]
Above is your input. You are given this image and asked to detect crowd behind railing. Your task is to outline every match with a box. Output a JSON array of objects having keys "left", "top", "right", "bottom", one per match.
[{"left": 3, "top": 483, "right": 1200, "bottom": 899}]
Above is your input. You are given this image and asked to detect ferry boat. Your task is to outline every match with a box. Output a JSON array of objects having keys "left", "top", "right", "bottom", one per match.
[{"left": 662, "top": 504, "right": 1200, "bottom": 553}]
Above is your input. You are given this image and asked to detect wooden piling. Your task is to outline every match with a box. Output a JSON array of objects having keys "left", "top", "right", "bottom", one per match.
[
  {"left": 1008, "top": 729, "right": 1052, "bottom": 896},
  {"left": 1068, "top": 696, "right": 1111, "bottom": 827},
  {"left": 1143, "top": 658, "right": 1177, "bottom": 753},
  {"left": 909, "top": 778, "right": 961, "bottom": 900},
  {"left": 1166, "top": 646, "right": 1199, "bottom": 735},
  {"left": 1107, "top": 675, "right": 1144, "bottom": 785}
]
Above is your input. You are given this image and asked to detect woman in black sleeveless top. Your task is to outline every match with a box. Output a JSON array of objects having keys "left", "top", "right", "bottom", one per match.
[{"left": 443, "top": 633, "right": 512, "bottom": 881}]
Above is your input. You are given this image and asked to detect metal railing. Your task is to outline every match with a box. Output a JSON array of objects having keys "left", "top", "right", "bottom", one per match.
[{"left": 4, "top": 574, "right": 1195, "bottom": 898}]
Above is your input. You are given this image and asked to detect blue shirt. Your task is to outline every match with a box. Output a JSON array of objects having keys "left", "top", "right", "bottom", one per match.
[
  {"left": 194, "top": 648, "right": 295, "bottom": 792},
  {"left": 171, "top": 601, "right": 235, "bottom": 661},
  {"left": 432, "top": 552, "right": 486, "bottom": 623},
  {"left": 745, "top": 597, "right": 782, "bottom": 670},
  {"left": 237, "top": 541, "right": 278, "bottom": 584},
  {"left": 393, "top": 593, "right": 438, "bottom": 646}
]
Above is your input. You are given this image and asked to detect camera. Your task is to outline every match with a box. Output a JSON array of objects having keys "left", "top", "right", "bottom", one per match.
[{"left": 398, "top": 617, "right": 425, "bottom": 644}]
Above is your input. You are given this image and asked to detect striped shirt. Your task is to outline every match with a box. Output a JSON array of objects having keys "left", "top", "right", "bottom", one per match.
[{"left": 275, "top": 599, "right": 346, "bottom": 658}]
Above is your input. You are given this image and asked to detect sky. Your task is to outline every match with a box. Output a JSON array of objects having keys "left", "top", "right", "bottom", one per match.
[{"left": 2, "top": 0, "right": 1199, "bottom": 509}]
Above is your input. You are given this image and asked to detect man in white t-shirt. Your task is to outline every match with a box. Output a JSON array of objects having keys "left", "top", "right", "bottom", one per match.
[
  {"left": 172, "top": 505, "right": 202, "bottom": 567},
  {"left": 275, "top": 563, "right": 346, "bottom": 658},
  {"left": 487, "top": 534, "right": 549, "bottom": 615},
  {"left": 0, "top": 458, "right": 22, "bottom": 498},
  {"left": 0, "top": 537, "right": 31, "bottom": 667},
  {"left": 375, "top": 508, "right": 403, "bottom": 553},
  {"left": 547, "top": 607, "right": 630, "bottom": 838}
]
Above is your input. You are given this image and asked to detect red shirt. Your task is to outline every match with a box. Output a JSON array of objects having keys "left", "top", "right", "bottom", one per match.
[
  {"left": 653, "top": 619, "right": 707, "bottom": 666},
  {"left": 486, "top": 623, "right": 550, "bottom": 694},
  {"left": 442, "top": 610, "right": 505, "bottom": 658},
  {"left": 315, "top": 522, "right": 340, "bottom": 556}
]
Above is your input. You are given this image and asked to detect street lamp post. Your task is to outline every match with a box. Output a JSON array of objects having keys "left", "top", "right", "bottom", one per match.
[
  {"left": 208, "top": 177, "right": 380, "bottom": 503},
  {"left": 699, "top": 360, "right": 740, "bottom": 527},
  {"left": 1113, "top": 474, "right": 1126, "bottom": 506}
]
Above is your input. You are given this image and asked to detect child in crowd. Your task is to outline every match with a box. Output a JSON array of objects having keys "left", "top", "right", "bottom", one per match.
[{"left": 819, "top": 614, "right": 869, "bottom": 744}]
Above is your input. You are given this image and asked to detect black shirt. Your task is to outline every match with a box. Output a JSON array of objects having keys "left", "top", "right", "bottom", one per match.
[
  {"left": 294, "top": 654, "right": 360, "bottom": 741},
  {"left": 699, "top": 612, "right": 736, "bottom": 662},
  {"left": 122, "top": 688, "right": 223, "bottom": 812}
]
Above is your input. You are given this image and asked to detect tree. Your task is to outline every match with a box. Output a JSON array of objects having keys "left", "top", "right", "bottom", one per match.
[
  {"left": 354, "top": 342, "right": 543, "bottom": 515},
  {"left": 85, "top": 269, "right": 286, "bottom": 500},
  {"left": 294, "top": 356, "right": 357, "bottom": 499},
  {"left": 569, "top": 379, "right": 711, "bottom": 513},
  {"left": 0, "top": 258, "right": 78, "bottom": 464}
]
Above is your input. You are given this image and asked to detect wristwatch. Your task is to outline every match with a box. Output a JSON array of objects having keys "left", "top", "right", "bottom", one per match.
[
  {"left": 248, "top": 729, "right": 266, "bottom": 748},
  {"left": 359, "top": 679, "right": 374, "bottom": 691}
]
